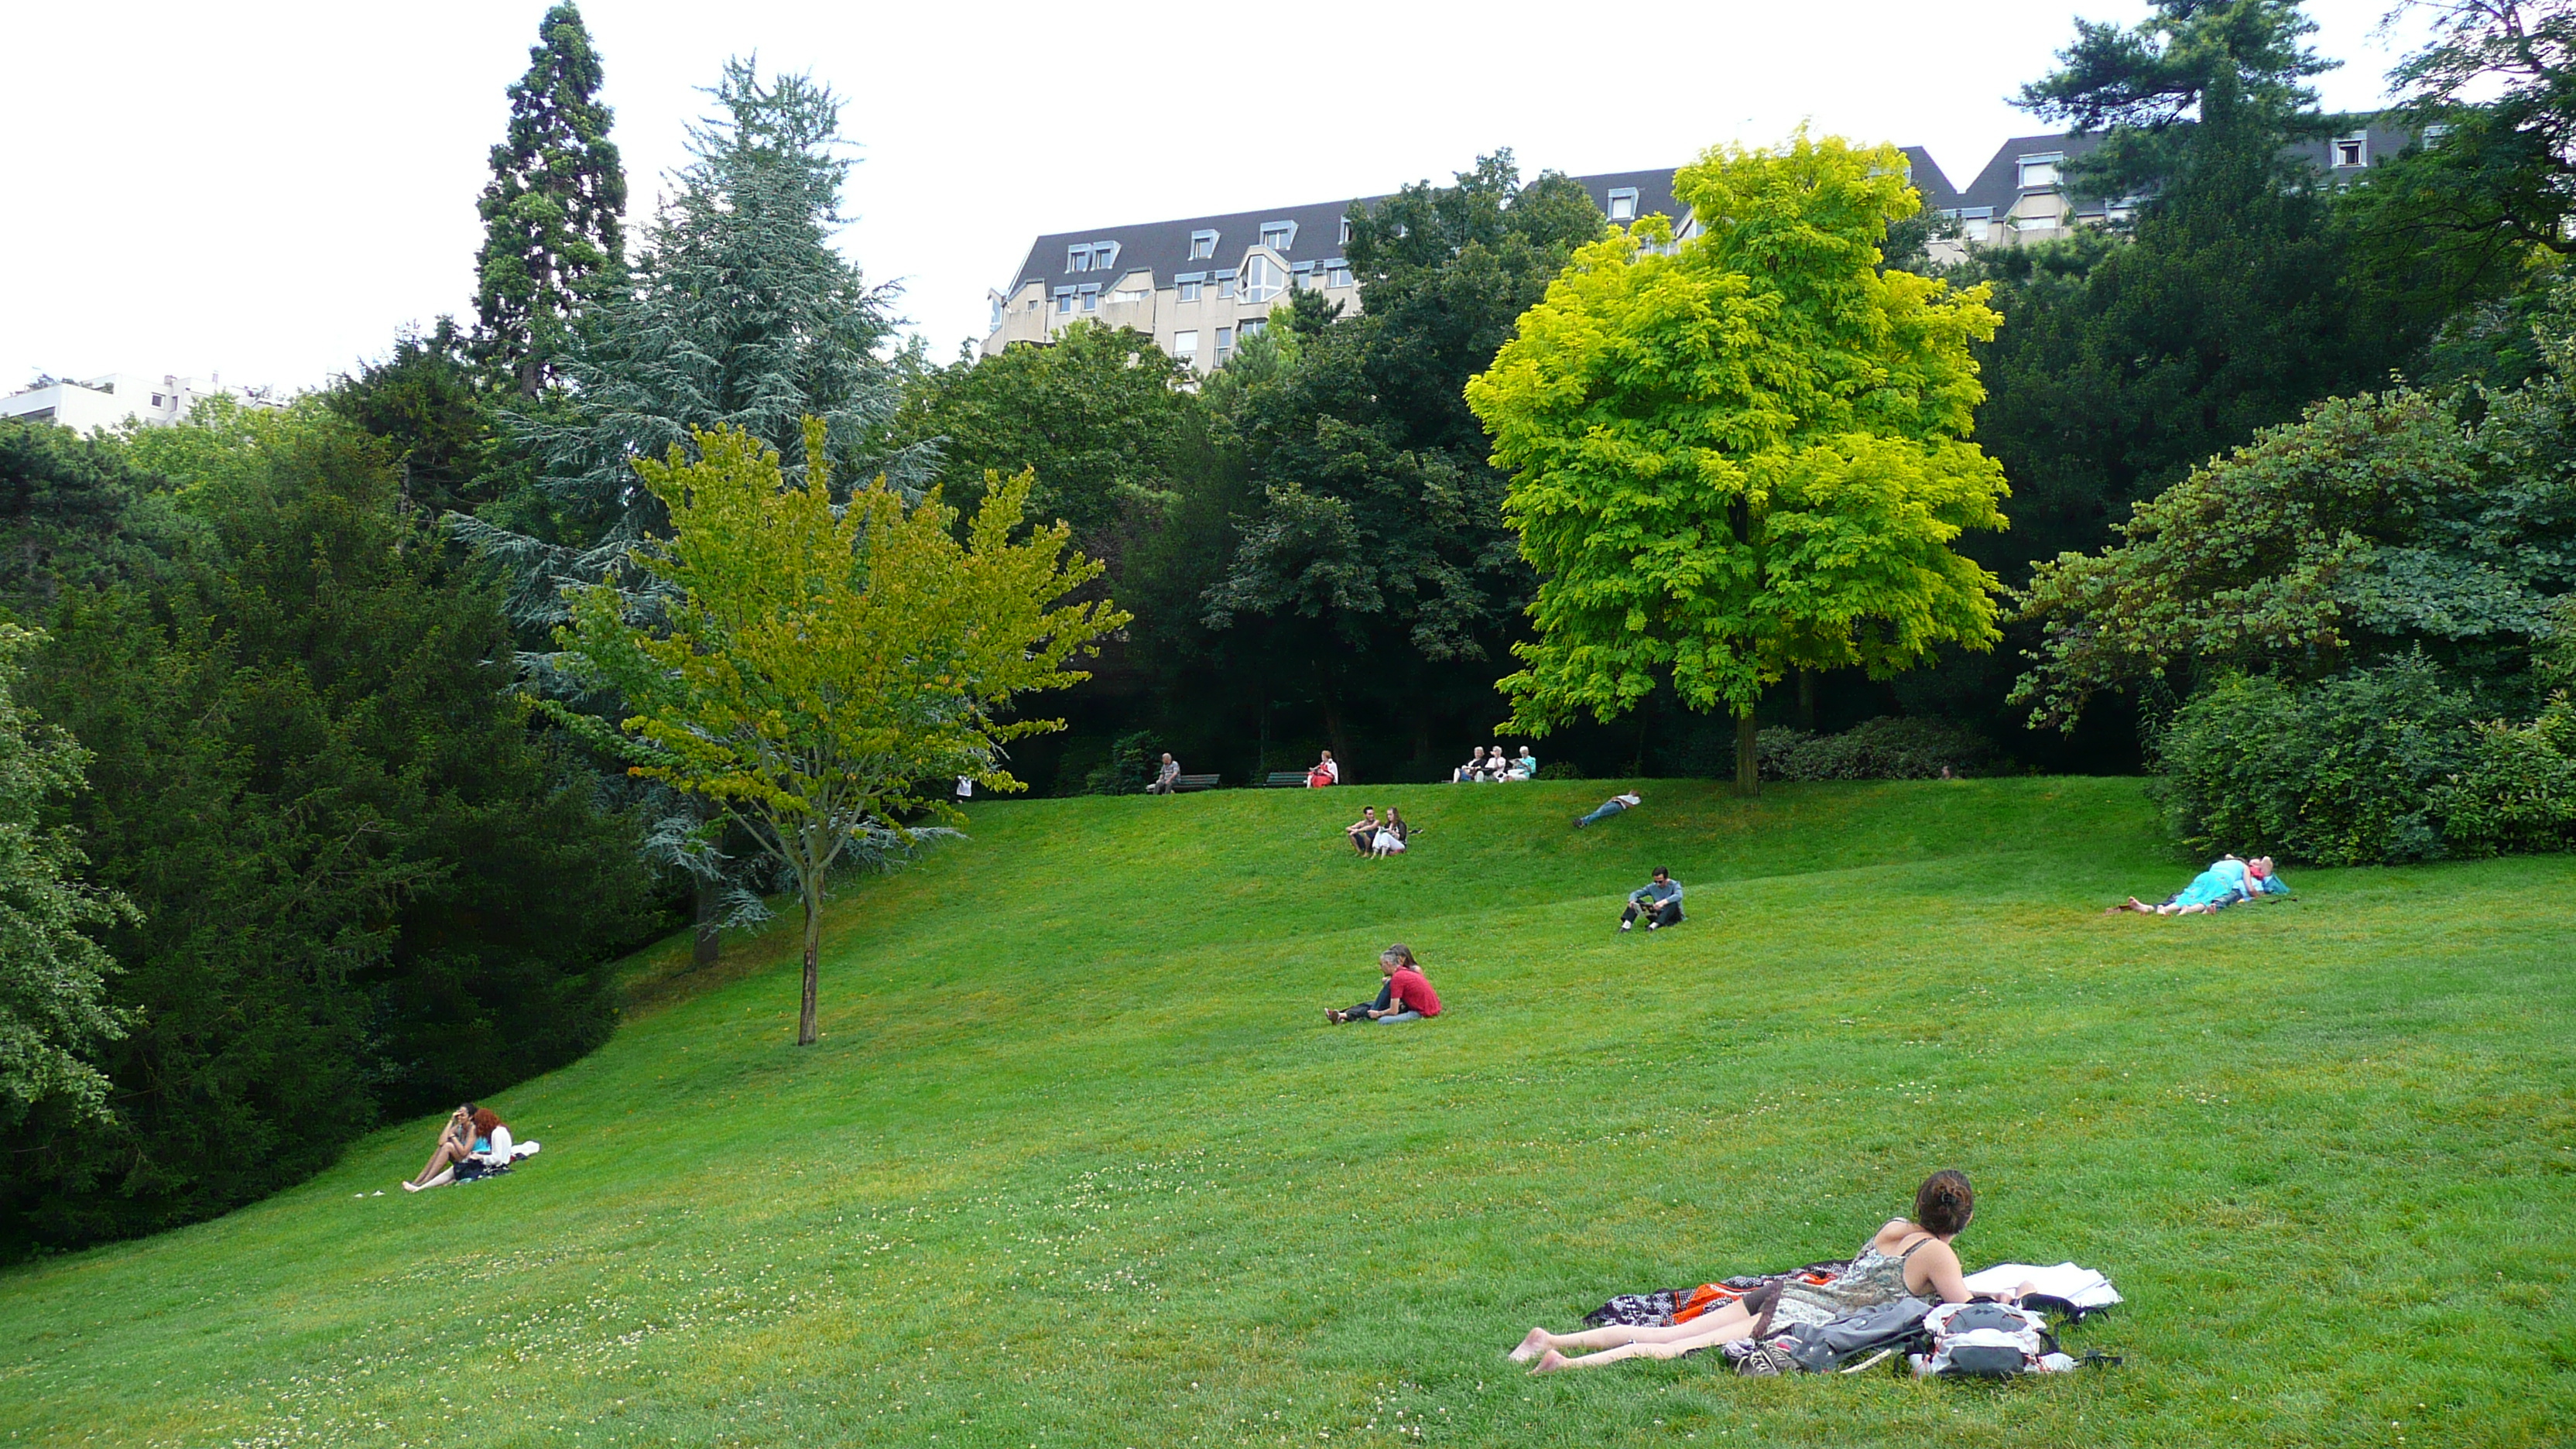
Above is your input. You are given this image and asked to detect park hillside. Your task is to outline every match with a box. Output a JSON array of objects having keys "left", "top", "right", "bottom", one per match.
[{"left": 1, "top": 779, "right": 2569, "bottom": 1448}]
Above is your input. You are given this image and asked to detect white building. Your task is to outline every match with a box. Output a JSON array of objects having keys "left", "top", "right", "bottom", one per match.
[{"left": 1, "top": 373, "right": 247, "bottom": 433}]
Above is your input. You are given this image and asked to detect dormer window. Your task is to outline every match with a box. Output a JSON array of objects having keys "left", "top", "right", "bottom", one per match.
[
  {"left": 2017, "top": 153, "right": 2063, "bottom": 190},
  {"left": 1067, "top": 245, "right": 1093, "bottom": 272},
  {"left": 1607, "top": 187, "right": 1639, "bottom": 221},
  {"left": 1091, "top": 239, "right": 1120, "bottom": 270},
  {"left": 1338, "top": 216, "right": 1353, "bottom": 245},
  {"left": 1054, "top": 286, "right": 1076, "bottom": 314},
  {"left": 2333, "top": 133, "right": 2368, "bottom": 168},
  {"left": 1259, "top": 220, "right": 1297, "bottom": 253},
  {"left": 1189, "top": 229, "right": 1218, "bottom": 260}
]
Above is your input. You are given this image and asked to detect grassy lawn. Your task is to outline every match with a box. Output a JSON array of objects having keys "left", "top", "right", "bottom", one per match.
[{"left": 1, "top": 778, "right": 2569, "bottom": 1447}]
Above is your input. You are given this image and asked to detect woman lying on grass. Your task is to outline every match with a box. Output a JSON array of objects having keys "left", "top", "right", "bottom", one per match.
[
  {"left": 2117, "top": 854, "right": 2287, "bottom": 915},
  {"left": 1509, "top": 1170, "right": 2030, "bottom": 1372}
]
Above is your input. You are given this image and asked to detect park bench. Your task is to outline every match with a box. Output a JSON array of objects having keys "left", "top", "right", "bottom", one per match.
[
  {"left": 1170, "top": 773, "right": 1221, "bottom": 792},
  {"left": 1263, "top": 771, "right": 1312, "bottom": 788}
]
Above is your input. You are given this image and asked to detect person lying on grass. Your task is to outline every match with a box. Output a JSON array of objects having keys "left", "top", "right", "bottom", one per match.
[
  {"left": 2117, "top": 854, "right": 2252, "bottom": 915},
  {"left": 1621, "top": 868, "right": 1683, "bottom": 931},
  {"left": 406, "top": 1105, "right": 512, "bottom": 1191},
  {"left": 1509, "top": 1170, "right": 2035, "bottom": 1372},
  {"left": 1576, "top": 790, "right": 1642, "bottom": 828},
  {"left": 1325, "top": 944, "right": 1442, "bottom": 1023},
  {"left": 2246, "top": 855, "right": 2290, "bottom": 897}
]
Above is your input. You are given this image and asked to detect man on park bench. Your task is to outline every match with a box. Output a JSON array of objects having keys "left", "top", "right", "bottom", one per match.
[
  {"left": 1622, "top": 868, "right": 1684, "bottom": 932},
  {"left": 1146, "top": 752, "right": 1181, "bottom": 794}
]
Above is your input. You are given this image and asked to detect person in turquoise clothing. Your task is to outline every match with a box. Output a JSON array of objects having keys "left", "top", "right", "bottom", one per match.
[{"left": 2119, "top": 855, "right": 2251, "bottom": 914}]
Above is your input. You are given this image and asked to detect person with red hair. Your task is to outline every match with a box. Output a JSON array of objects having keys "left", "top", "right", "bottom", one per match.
[{"left": 404, "top": 1103, "right": 512, "bottom": 1191}]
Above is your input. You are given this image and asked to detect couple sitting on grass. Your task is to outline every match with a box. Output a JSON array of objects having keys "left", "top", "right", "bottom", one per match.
[
  {"left": 2118, "top": 854, "right": 2290, "bottom": 915},
  {"left": 1344, "top": 805, "right": 1412, "bottom": 857},
  {"left": 1509, "top": 1170, "right": 2033, "bottom": 1372},
  {"left": 405, "top": 1103, "right": 530, "bottom": 1191},
  {"left": 1324, "top": 944, "right": 1442, "bottom": 1023}
]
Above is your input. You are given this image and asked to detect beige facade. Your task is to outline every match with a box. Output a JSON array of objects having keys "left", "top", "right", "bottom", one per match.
[{"left": 985, "top": 245, "right": 1362, "bottom": 373}]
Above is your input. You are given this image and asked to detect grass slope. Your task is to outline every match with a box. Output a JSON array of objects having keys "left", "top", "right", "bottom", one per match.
[{"left": 2, "top": 779, "right": 2570, "bottom": 1448}]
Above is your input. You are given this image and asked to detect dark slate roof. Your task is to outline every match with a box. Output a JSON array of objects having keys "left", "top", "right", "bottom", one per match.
[
  {"left": 1899, "top": 147, "right": 1966, "bottom": 211},
  {"left": 1952, "top": 131, "right": 2111, "bottom": 217},
  {"left": 1006, "top": 196, "right": 1377, "bottom": 299},
  {"left": 1564, "top": 168, "right": 1687, "bottom": 227}
]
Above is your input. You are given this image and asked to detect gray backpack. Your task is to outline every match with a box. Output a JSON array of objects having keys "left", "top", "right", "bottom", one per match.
[{"left": 1738, "top": 1296, "right": 1935, "bottom": 1375}]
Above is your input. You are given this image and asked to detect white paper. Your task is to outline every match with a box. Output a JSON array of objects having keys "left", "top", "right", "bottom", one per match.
[{"left": 1963, "top": 1261, "right": 2122, "bottom": 1308}]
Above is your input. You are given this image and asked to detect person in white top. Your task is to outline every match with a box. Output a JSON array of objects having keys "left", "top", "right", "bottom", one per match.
[
  {"left": 1307, "top": 750, "right": 1341, "bottom": 786},
  {"left": 406, "top": 1104, "right": 512, "bottom": 1191}
]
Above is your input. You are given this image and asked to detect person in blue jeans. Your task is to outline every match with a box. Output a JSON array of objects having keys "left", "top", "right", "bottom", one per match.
[
  {"left": 1621, "top": 868, "right": 1683, "bottom": 931},
  {"left": 1577, "top": 790, "right": 1642, "bottom": 828}
]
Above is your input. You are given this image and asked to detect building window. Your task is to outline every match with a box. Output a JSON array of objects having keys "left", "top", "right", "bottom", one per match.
[
  {"left": 151, "top": 393, "right": 166, "bottom": 408},
  {"left": 1327, "top": 264, "right": 1352, "bottom": 288},
  {"left": 1259, "top": 220, "right": 1296, "bottom": 252},
  {"left": 1174, "top": 331, "right": 1199, "bottom": 361},
  {"left": 2334, "top": 133, "right": 2368, "bottom": 168},
  {"left": 1055, "top": 288, "right": 1076, "bottom": 314},
  {"left": 1179, "top": 279, "right": 1203, "bottom": 302},
  {"left": 1079, "top": 284, "right": 1100, "bottom": 311},
  {"left": 1339, "top": 216, "right": 1353, "bottom": 245},
  {"left": 1114, "top": 286, "right": 1148, "bottom": 306},
  {"left": 1218, "top": 269, "right": 1238, "bottom": 300},
  {"left": 1067, "top": 245, "right": 1092, "bottom": 272},
  {"left": 1239, "top": 318, "right": 1267, "bottom": 341},
  {"left": 1189, "top": 229, "right": 1218, "bottom": 259},
  {"left": 1607, "top": 187, "right": 1639, "bottom": 221},
  {"left": 1241, "top": 255, "right": 1284, "bottom": 303},
  {"left": 2017, "top": 153, "right": 2062, "bottom": 190},
  {"left": 1215, "top": 326, "right": 1235, "bottom": 358}
]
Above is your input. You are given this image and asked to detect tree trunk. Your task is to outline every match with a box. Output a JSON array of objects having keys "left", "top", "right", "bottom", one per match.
[
  {"left": 693, "top": 876, "right": 721, "bottom": 970},
  {"left": 1735, "top": 711, "right": 1761, "bottom": 797},
  {"left": 1797, "top": 670, "right": 1817, "bottom": 731},
  {"left": 796, "top": 870, "right": 823, "bottom": 1046}
]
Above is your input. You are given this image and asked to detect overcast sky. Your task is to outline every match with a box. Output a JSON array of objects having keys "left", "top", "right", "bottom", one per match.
[{"left": 4, "top": 0, "right": 2434, "bottom": 396}]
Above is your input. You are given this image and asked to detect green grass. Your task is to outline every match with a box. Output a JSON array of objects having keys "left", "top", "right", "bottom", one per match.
[{"left": 2, "top": 778, "right": 2570, "bottom": 1448}]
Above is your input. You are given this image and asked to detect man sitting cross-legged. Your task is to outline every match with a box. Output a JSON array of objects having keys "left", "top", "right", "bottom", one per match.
[{"left": 1621, "top": 868, "right": 1684, "bottom": 932}]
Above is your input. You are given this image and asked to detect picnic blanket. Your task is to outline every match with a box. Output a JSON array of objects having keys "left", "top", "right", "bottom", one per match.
[{"left": 1583, "top": 1261, "right": 1852, "bottom": 1328}]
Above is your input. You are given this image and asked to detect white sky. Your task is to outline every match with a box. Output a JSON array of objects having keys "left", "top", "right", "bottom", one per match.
[{"left": 3, "top": 0, "right": 2434, "bottom": 396}]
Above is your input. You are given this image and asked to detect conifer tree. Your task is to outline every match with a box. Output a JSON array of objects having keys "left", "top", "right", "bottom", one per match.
[{"left": 470, "top": 2, "right": 627, "bottom": 398}]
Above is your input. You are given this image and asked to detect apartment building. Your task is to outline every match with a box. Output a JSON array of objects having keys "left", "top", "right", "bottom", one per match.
[
  {"left": 984, "top": 125, "right": 2409, "bottom": 372},
  {"left": 1, "top": 372, "right": 247, "bottom": 432}
]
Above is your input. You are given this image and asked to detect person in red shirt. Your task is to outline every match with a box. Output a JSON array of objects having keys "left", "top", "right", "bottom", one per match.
[{"left": 1325, "top": 945, "right": 1441, "bottom": 1023}]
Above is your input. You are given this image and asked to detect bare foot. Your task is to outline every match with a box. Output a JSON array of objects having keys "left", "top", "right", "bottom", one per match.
[
  {"left": 1507, "top": 1327, "right": 1553, "bottom": 1362},
  {"left": 401, "top": 1180, "right": 423, "bottom": 1193},
  {"left": 1530, "top": 1349, "right": 1571, "bottom": 1374}
]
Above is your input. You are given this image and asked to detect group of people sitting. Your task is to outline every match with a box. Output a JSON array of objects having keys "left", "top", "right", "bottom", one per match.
[
  {"left": 1322, "top": 944, "right": 1444, "bottom": 1023},
  {"left": 2117, "top": 854, "right": 2290, "bottom": 915},
  {"left": 405, "top": 1103, "right": 531, "bottom": 1190},
  {"left": 1343, "top": 805, "right": 1413, "bottom": 857},
  {"left": 1453, "top": 745, "right": 1538, "bottom": 783}
]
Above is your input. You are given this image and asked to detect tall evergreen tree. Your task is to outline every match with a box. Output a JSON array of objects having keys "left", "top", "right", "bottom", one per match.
[{"left": 470, "top": 2, "right": 627, "bottom": 398}]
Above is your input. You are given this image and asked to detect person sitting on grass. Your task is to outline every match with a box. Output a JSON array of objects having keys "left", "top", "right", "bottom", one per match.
[
  {"left": 1146, "top": 752, "right": 1181, "bottom": 794},
  {"left": 1345, "top": 805, "right": 1381, "bottom": 856},
  {"left": 1371, "top": 806, "right": 1410, "bottom": 857},
  {"left": 1509, "top": 747, "right": 1538, "bottom": 780},
  {"left": 1509, "top": 1170, "right": 2033, "bottom": 1372},
  {"left": 1325, "top": 944, "right": 1442, "bottom": 1023},
  {"left": 1576, "top": 790, "right": 1642, "bottom": 828},
  {"left": 406, "top": 1105, "right": 512, "bottom": 1191},
  {"left": 1453, "top": 746, "right": 1489, "bottom": 783},
  {"left": 2118, "top": 855, "right": 2251, "bottom": 915},
  {"left": 1621, "top": 868, "right": 1683, "bottom": 931}
]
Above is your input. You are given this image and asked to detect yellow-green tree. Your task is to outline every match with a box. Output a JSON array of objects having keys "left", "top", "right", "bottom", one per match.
[
  {"left": 1465, "top": 134, "right": 2012, "bottom": 793},
  {"left": 559, "top": 421, "right": 1124, "bottom": 1043}
]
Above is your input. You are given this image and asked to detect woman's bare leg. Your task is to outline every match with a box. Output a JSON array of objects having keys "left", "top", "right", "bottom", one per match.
[
  {"left": 1509, "top": 1303, "right": 1753, "bottom": 1362},
  {"left": 410, "top": 1139, "right": 468, "bottom": 1187},
  {"left": 1530, "top": 1316, "right": 1759, "bottom": 1372}
]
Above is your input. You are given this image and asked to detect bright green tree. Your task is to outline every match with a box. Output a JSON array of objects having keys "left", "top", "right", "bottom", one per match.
[
  {"left": 470, "top": 1, "right": 627, "bottom": 398},
  {"left": 0, "top": 624, "right": 133, "bottom": 1135},
  {"left": 1466, "top": 135, "right": 2011, "bottom": 795},
  {"left": 557, "top": 423, "right": 1124, "bottom": 1045}
]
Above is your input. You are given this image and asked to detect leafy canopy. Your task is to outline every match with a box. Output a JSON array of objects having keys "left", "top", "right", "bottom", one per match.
[
  {"left": 1467, "top": 135, "right": 2010, "bottom": 742},
  {"left": 557, "top": 421, "right": 1124, "bottom": 1043}
]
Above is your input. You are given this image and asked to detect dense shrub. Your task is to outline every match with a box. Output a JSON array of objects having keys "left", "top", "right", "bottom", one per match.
[
  {"left": 1535, "top": 760, "right": 1585, "bottom": 780},
  {"left": 1084, "top": 731, "right": 1167, "bottom": 794},
  {"left": 2150, "top": 654, "right": 2576, "bottom": 864},
  {"left": 1756, "top": 717, "right": 2003, "bottom": 781}
]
